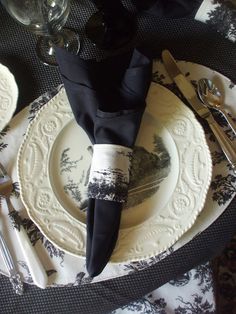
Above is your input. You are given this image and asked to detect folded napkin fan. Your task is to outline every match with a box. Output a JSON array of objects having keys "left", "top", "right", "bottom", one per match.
[{"left": 55, "top": 48, "right": 152, "bottom": 277}]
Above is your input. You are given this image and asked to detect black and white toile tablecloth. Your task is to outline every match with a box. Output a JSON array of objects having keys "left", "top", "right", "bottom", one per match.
[{"left": 0, "top": 1, "right": 236, "bottom": 313}]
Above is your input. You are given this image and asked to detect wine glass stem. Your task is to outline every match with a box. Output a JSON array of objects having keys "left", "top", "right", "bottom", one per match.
[{"left": 48, "top": 33, "right": 64, "bottom": 48}]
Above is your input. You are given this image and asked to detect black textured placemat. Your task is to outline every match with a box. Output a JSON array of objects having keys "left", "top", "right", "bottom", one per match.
[{"left": 0, "top": 1, "right": 236, "bottom": 313}]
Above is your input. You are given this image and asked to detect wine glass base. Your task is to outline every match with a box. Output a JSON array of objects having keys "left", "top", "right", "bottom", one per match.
[
  {"left": 36, "top": 28, "right": 80, "bottom": 67},
  {"left": 85, "top": 10, "right": 136, "bottom": 50}
]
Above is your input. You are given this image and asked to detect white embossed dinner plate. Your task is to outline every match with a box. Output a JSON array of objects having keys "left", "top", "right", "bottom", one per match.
[
  {"left": 0, "top": 63, "right": 18, "bottom": 131},
  {"left": 17, "top": 82, "right": 212, "bottom": 262}
]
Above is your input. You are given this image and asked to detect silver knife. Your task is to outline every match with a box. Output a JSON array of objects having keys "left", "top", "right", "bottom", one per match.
[
  {"left": 0, "top": 230, "right": 24, "bottom": 295},
  {"left": 162, "top": 49, "right": 236, "bottom": 173}
]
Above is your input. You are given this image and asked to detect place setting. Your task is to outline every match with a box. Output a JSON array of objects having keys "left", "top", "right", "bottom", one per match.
[
  {"left": 0, "top": 2, "right": 236, "bottom": 307},
  {"left": 0, "top": 39, "right": 235, "bottom": 292}
]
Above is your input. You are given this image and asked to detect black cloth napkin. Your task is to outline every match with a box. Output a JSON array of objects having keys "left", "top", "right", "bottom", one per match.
[
  {"left": 131, "top": 0, "right": 202, "bottom": 18},
  {"left": 55, "top": 48, "right": 152, "bottom": 277}
]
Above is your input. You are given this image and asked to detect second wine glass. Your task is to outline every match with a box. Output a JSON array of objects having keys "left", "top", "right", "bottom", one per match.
[{"left": 1, "top": 0, "right": 80, "bottom": 66}]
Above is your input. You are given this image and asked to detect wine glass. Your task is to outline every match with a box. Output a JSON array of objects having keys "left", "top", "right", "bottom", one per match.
[
  {"left": 0, "top": 0, "right": 80, "bottom": 66},
  {"left": 85, "top": 0, "right": 136, "bottom": 50}
]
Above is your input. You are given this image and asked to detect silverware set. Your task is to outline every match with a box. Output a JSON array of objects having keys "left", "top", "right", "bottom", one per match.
[
  {"left": 162, "top": 50, "right": 236, "bottom": 174},
  {"left": 197, "top": 78, "right": 236, "bottom": 135}
]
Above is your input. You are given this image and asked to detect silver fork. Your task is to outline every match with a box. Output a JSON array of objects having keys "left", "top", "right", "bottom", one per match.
[
  {"left": 0, "top": 228, "right": 24, "bottom": 295},
  {"left": 0, "top": 161, "right": 48, "bottom": 289}
]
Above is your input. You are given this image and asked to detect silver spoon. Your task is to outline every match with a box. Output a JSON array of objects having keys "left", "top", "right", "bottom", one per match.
[{"left": 197, "top": 78, "right": 236, "bottom": 135}]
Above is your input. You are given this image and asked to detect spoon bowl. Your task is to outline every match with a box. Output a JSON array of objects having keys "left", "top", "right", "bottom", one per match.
[
  {"left": 197, "top": 78, "right": 222, "bottom": 108},
  {"left": 197, "top": 78, "right": 236, "bottom": 135}
]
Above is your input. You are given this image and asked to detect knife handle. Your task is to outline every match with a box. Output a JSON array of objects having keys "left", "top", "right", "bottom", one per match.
[
  {"left": 13, "top": 224, "right": 48, "bottom": 289},
  {"left": 208, "top": 119, "right": 236, "bottom": 173}
]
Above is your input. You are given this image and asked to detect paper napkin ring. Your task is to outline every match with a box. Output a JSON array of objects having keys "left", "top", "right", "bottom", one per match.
[{"left": 88, "top": 144, "right": 133, "bottom": 202}]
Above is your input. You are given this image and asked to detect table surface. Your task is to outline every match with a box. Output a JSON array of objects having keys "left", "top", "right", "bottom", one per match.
[{"left": 0, "top": 1, "right": 236, "bottom": 313}]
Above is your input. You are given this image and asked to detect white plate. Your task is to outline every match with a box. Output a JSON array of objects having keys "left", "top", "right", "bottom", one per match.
[
  {"left": 0, "top": 63, "right": 18, "bottom": 131},
  {"left": 17, "top": 82, "right": 212, "bottom": 262},
  {"left": 48, "top": 108, "right": 178, "bottom": 229}
]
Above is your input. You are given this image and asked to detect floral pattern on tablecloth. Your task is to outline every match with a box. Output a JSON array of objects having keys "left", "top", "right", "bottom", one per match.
[
  {"left": 213, "top": 233, "right": 236, "bottom": 313},
  {"left": 111, "top": 262, "right": 216, "bottom": 314},
  {"left": 195, "top": 0, "right": 236, "bottom": 42}
]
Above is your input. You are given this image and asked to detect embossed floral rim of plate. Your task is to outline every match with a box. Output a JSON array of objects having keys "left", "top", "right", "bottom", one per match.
[
  {"left": 0, "top": 63, "right": 18, "bottom": 132},
  {"left": 17, "top": 82, "right": 212, "bottom": 262}
]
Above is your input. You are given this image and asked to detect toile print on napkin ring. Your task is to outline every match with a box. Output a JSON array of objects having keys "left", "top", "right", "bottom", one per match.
[{"left": 88, "top": 144, "right": 133, "bottom": 202}]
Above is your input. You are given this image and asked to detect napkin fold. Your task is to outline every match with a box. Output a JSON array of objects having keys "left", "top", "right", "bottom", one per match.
[{"left": 55, "top": 48, "right": 152, "bottom": 277}]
